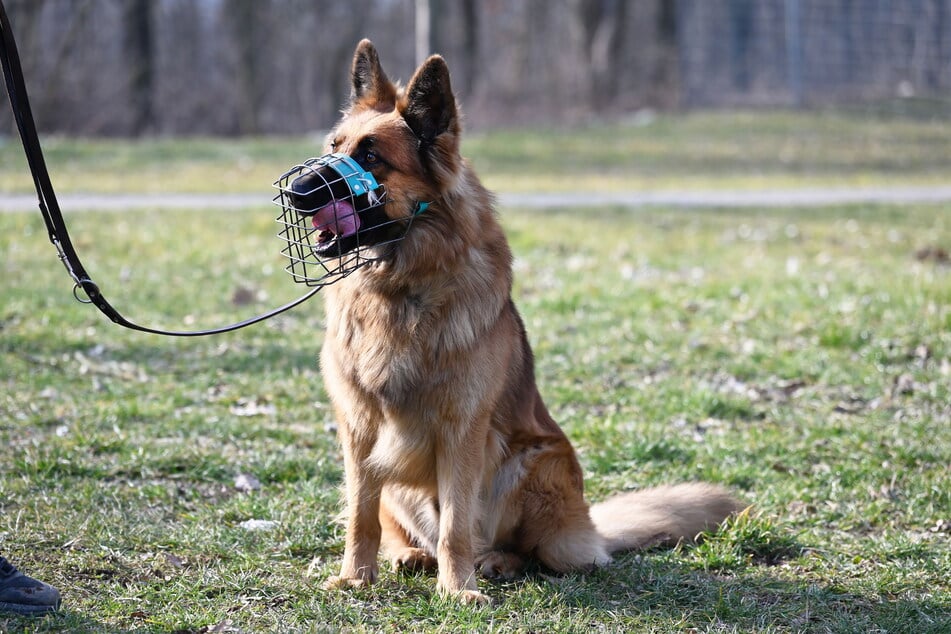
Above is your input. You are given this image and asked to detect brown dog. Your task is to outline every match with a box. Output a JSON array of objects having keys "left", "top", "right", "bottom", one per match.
[{"left": 317, "top": 40, "right": 741, "bottom": 604}]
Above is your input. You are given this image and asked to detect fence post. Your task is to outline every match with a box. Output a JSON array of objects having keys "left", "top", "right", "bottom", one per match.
[
  {"left": 415, "top": 0, "right": 431, "bottom": 66},
  {"left": 784, "top": 0, "right": 804, "bottom": 107}
]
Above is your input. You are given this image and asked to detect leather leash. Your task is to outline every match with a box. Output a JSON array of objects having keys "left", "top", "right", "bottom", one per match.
[{"left": 0, "top": 0, "right": 320, "bottom": 336}]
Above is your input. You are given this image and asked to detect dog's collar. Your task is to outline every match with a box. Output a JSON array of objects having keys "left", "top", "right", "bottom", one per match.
[{"left": 412, "top": 201, "right": 430, "bottom": 216}]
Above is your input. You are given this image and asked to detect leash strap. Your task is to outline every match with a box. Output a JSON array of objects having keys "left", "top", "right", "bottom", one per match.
[{"left": 0, "top": 1, "right": 322, "bottom": 336}]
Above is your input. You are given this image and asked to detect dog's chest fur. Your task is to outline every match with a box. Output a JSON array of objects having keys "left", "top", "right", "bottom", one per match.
[
  {"left": 326, "top": 284, "right": 427, "bottom": 398},
  {"left": 320, "top": 248, "right": 514, "bottom": 483},
  {"left": 322, "top": 253, "right": 508, "bottom": 404}
]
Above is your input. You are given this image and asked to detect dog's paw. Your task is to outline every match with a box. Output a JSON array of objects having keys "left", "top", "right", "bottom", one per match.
[
  {"left": 322, "top": 574, "right": 373, "bottom": 591},
  {"left": 436, "top": 578, "right": 491, "bottom": 606},
  {"left": 438, "top": 588, "right": 490, "bottom": 606},
  {"left": 476, "top": 551, "right": 524, "bottom": 580},
  {"left": 390, "top": 547, "right": 437, "bottom": 574},
  {"left": 457, "top": 589, "right": 491, "bottom": 606}
]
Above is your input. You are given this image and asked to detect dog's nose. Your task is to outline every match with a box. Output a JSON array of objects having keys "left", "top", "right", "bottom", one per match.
[{"left": 287, "top": 170, "right": 334, "bottom": 216}]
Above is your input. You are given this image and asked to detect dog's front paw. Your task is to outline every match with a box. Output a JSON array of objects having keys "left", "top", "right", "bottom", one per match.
[
  {"left": 323, "top": 563, "right": 378, "bottom": 591},
  {"left": 458, "top": 589, "right": 491, "bottom": 606},
  {"left": 436, "top": 577, "right": 491, "bottom": 606},
  {"left": 322, "top": 574, "right": 372, "bottom": 591},
  {"left": 440, "top": 587, "right": 491, "bottom": 606}
]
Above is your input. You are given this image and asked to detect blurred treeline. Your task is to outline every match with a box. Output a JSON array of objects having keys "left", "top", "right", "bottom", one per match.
[{"left": 2, "top": 0, "right": 950, "bottom": 137}]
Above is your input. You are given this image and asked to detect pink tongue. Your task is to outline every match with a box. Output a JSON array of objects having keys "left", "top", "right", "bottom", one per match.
[{"left": 312, "top": 200, "right": 360, "bottom": 237}]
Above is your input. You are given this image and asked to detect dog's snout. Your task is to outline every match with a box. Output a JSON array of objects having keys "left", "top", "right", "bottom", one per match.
[{"left": 275, "top": 149, "right": 391, "bottom": 276}]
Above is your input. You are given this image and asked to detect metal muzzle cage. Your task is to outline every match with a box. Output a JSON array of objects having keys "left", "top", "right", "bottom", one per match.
[{"left": 273, "top": 153, "right": 396, "bottom": 286}]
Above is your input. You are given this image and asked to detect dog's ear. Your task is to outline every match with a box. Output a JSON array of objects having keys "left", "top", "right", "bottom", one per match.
[
  {"left": 350, "top": 39, "right": 396, "bottom": 108},
  {"left": 402, "top": 55, "right": 457, "bottom": 144}
]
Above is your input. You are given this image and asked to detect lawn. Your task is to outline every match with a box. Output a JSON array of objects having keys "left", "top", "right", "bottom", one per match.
[
  {"left": 1, "top": 116, "right": 949, "bottom": 632},
  {"left": 2, "top": 109, "right": 951, "bottom": 196}
]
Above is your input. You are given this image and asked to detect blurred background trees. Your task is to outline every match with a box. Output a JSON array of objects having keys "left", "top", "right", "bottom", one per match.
[{"left": 2, "top": 0, "right": 950, "bottom": 137}]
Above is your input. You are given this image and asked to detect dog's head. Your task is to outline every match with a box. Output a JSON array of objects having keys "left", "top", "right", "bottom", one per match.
[
  {"left": 276, "top": 39, "right": 467, "bottom": 285},
  {"left": 316, "top": 38, "right": 464, "bottom": 252}
]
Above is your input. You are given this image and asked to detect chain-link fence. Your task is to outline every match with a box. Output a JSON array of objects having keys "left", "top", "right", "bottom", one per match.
[{"left": 679, "top": 0, "right": 951, "bottom": 108}]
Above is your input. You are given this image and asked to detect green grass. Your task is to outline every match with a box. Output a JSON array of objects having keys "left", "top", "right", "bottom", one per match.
[
  {"left": 1, "top": 117, "right": 950, "bottom": 632},
  {"left": 2, "top": 109, "right": 950, "bottom": 195}
]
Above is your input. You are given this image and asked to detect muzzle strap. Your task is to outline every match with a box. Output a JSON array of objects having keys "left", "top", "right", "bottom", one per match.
[{"left": 327, "top": 154, "right": 380, "bottom": 198}]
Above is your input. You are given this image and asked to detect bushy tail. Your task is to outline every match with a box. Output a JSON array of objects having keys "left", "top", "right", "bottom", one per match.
[{"left": 589, "top": 483, "right": 743, "bottom": 552}]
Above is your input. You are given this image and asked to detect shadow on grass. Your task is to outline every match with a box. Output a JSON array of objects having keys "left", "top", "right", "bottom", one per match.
[
  {"left": 1, "top": 610, "right": 249, "bottom": 634},
  {"left": 0, "top": 612, "right": 138, "bottom": 634},
  {"left": 292, "top": 548, "right": 949, "bottom": 632},
  {"left": 4, "top": 330, "right": 323, "bottom": 381},
  {"left": 533, "top": 546, "right": 950, "bottom": 633}
]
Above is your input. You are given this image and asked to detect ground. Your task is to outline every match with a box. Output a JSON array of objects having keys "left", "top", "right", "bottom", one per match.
[{"left": 0, "top": 112, "right": 948, "bottom": 632}]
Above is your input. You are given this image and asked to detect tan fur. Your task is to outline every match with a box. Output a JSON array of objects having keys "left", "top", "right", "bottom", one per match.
[
  {"left": 318, "top": 40, "right": 742, "bottom": 605},
  {"left": 590, "top": 483, "right": 744, "bottom": 552}
]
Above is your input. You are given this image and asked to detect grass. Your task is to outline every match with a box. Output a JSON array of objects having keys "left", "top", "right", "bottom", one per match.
[
  {"left": 1, "top": 115, "right": 950, "bottom": 632},
  {"left": 2, "top": 109, "right": 951, "bottom": 195}
]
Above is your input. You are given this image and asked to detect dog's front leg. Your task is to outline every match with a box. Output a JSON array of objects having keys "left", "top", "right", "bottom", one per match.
[
  {"left": 324, "top": 427, "right": 383, "bottom": 590},
  {"left": 435, "top": 426, "right": 489, "bottom": 605}
]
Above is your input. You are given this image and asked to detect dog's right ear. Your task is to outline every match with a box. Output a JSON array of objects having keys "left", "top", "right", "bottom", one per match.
[
  {"left": 350, "top": 39, "right": 396, "bottom": 109},
  {"left": 402, "top": 55, "right": 457, "bottom": 145}
]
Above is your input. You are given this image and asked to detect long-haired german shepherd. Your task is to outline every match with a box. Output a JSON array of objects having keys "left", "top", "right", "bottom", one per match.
[{"left": 315, "top": 40, "right": 741, "bottom": 604}]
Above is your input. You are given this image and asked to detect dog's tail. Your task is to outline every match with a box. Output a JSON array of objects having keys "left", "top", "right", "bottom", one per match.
[{"left": 589, "top": 483, "right": 743, "bottom": 552}]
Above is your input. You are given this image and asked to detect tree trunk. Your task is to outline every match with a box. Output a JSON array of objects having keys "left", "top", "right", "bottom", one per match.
[{"left": 123, "top": 0, "right": 154, "bottom": 135}]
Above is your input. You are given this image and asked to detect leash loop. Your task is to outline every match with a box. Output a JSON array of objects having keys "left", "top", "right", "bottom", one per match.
[{"left": 72, "top": 282, "right": 93, "bottom": 305}]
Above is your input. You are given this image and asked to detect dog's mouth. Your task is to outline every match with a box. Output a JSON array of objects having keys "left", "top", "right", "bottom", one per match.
[{"left": 311, "top": 199, "right": 362, "bottom": 256}]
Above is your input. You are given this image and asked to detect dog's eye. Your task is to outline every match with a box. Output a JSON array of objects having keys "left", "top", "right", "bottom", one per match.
[
  {"left": 364, "top": 150, "right": 379, "bottom": 165},
  {"left": 329, "top": 139, "right": 339, "bottom": 151}
]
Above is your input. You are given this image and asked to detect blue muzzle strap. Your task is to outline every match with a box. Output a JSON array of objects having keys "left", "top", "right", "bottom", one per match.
[
  {"left": 323, "top": 153, "right": 380, "bottom": 197},
  {"left": 325, "top": 153, "right": 429, "bottom": 217}
]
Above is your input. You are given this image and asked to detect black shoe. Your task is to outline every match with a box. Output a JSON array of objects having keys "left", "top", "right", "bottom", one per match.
[{"left": 0, "top": 556, "right": 61, "bottom": 616}]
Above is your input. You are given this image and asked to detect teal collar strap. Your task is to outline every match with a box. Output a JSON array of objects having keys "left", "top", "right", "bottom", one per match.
[{"left": 413, "top": 201, "right": 430, "bottom": 216}]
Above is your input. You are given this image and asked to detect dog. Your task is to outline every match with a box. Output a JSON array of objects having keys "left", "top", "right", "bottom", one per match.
[{"left": 311, "top": 39, "right": 741, "bottom": 605}]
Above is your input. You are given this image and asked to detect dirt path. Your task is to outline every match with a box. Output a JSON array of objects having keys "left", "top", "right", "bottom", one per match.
[{"left": 2, "top": 185, "right": 951, "bottom": 213}]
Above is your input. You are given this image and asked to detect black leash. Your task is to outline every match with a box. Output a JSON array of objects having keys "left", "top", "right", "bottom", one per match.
[{"left": 0, "top": 0, "right": 321, "bottom": 336}]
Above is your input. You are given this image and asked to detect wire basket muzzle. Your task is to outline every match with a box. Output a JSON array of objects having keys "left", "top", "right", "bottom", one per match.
[{"left": 273, "top": 153, "right": 401, "bottom": 286}]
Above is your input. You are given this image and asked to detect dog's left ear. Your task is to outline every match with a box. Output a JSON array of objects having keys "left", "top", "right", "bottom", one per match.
[{"left": 402, "top": 55, "right": 457, "bottom": 145}]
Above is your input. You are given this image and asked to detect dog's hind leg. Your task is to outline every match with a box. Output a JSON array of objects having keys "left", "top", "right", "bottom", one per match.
[
  {"left": 510, "top": 436, "right": 612, "bottom": 574},
  {"left": 476, "top": 551, "right": 525, "bottom": 580},
  {"left": 535, "top": 522, "right": 612, "bottom": 573}
]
